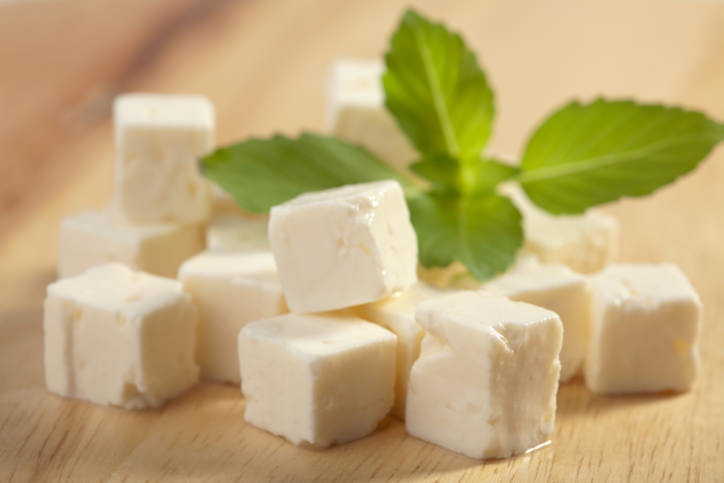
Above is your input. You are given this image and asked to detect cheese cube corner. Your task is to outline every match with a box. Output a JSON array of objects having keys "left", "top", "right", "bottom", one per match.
[
  {"left": 58, "top": 210, "right": 204, "bottom": 279},
  {"left": 178, "top": 251, "right": 286, "bottom": 383},
  {"left": 113, "top": 93, "right": 214, "bottom": 224},
  {"left": 485, "top": 256, "right": 591, "bottom": 382},
  {"left": 44, "top": 263, "right": 199, "bottom": 408},
  {"left": 354, "top": 283, "right": 443, "bottom": 419},
  {"left": 238, "top": 313, "right": 396, "bottom": 448},
  {"left": 585, "top": 264, "right": 701, "bottom": 394},
  {"left": 326, "top": 58, "right": 416, "bottom": 169},
  {"left": 269, "top": 180, "right": 418, "bottom": 313},
  {"left": 407, "top": 291, "right": 562, "bottom": 459}
]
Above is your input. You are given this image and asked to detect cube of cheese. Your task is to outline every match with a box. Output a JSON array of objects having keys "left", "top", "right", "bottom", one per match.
[
  {"left": 419, "top": 256, "right": 591, "bottom": 383},
  {"left": 238, "top": 313, "right": 396, "bottom": 447},
  {"left": 585, "top": 264, "right": 701, "bottom": 394},
  {"left": 206, "top": 215, "right": 270, "bottom": 253},
  {"left": 58, "top": 210, "right": 204, "bottom": 279},
  {"left": 407, "top": 291, "right": 562, "bottom": 459},
  {"left": 269, "top": 180, "right": 418, "bottom": 313},
  {"left": 178, "top": 251, "right": 286, "bottom": 383},
  {"left": 484, "top": 256, "right": 592, "bottom": 382},
  {"left": 502, "top": 185, "right": 619, "bottom": 273},
  {"left": 44, "top": 263, "right": 199, "bottom": 408},
  {"left": 355, "top": 283, "right": 443, "bottom": 419},
  {"left": 326, "top": 59, "right": 417, "bottom": 170},
  {"left": 113, "top": 93, "right": 214, "bottom": 224}
]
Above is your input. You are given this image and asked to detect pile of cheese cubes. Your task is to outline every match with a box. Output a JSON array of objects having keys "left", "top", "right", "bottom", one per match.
[
  {"left": 44, "top": 76, "right": 701, "bottom": 461},
  {"left": 57, "top": 95, "right": 214, "bottom": 279}
]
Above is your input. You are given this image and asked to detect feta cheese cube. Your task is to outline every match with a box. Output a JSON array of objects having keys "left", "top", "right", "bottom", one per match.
[
  {"left": 407, "top": 291, "right": 562, "bottom": 459},
  {"left": 419, "top": 256, "right": 591, "bottom": 382},
  {"left": 355, "top": 283, "right": 443, "bottom": 419},
  {"left": 484, "top": 256, "right": 592, "bottom": 382},
  {"left": 503, "top": 185, "right": 619, "bottom": 273},
  {"left": 585, "top": 264, "right": 701, "bottom": 394},
  {"left": 206, "top": 215, "right": 270, "bottom": 253},
  {"left": 269, "top": 180, "right": 418, "bottom": 313},
  {"left": 113, "top": 93, "right": 214, "bottom": 224},
  {"left": 178, "top": 251, "right": 286, "bottom": 383},
  {"left": 58, "top": 210, "right": 204, "bottom": 279},
  {"left": 238, "top": 313, "right": 396, "bottom": 447},
  {"left": 326, "top": 59, "right": 417, "bottom": 169},
  {"left": 44, "top": 263, "right": 199, "bottom": 408}
]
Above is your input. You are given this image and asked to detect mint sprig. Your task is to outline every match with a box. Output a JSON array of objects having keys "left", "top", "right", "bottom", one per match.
[
  {"left": 201, "top": 8, "right": 724, "bottom": 281},
  {"left": 411, "top": 156, "right": 519, "bottom": 196},
  {"left": 383, "top": 9, "right": 495, "bottom": 160},
  {"left": 407, "top": 192, "right": 522, "bottom": 281},
  {"left": 203, "top": 132, "right": 417, "bottom": 213},
  {"left": 518, "top": 99, "right": 724, "bottom": 214}
]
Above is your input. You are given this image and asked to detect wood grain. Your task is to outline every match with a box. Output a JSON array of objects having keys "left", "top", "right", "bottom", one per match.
[{"left": 1, "top": 0, "right": 723, "bottom": 481}]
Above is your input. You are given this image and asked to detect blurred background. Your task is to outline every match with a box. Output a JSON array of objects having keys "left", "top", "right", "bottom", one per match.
[{"left": 2, "top": 0, "right": 724, "bottom": 241}]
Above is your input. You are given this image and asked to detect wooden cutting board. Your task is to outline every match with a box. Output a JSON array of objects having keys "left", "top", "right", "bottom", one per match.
[{"left": 1, "top": 0, "right": 723, "bottom": 481}]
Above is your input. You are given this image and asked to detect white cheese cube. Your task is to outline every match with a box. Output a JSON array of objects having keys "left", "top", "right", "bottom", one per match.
[
  {"left": 58, "top": 210, "right": 204, "bottom": 279},
  {"left": 44, "top": 263, "right": 199, "bottom": 409},
  {"left": 407, "top": 291, "right": 562, "bottom": 459},
  {"left": 585, "top": 264, "right": 701, "bottom": 394},
  {"left": 502, "top": 185, "right": 619, "bottom": 273},
  {"left": 206, "top": 215, "right": 269, "bottom": 253},
  {"left": 238, "top": 313, "right": 396, "bottom": 447},
  {"left": 421, "top": 255, "right": 593, "bottom": 383},
  {"left": 113, "top": 93, "right": 214, "bottom": 224},
  {"left": 355, "top": 283, "right": 443, "bottom": 419},
  {"left": 269, "top": 180, "right": 418, "bottom": 313},
  {"left": 484, "top": 256, "right": 592, "bottom": 382},
  {"left": 326, "top": 59, "right": 417, "bottom": 169},
  {"left": 178, "top": 251, "right": 286, "bottom": 384}
]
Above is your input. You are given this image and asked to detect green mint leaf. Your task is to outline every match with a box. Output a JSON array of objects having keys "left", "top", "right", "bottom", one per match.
[
  {"left": 383, "top": 9, "right": 495, "bottom": 159},
  {"left": 408, "top": 192, "right": 523, "bottom": 281},
  {"left": 411, "top": 156, "right": 519, "bottom": 195},
  {"left": 468, "top": 158, "right": 520, "bottom": 195},
  {"left": 519, "top": 99, "right": 724, "bottom": 214},
  {"left": 410, "top": 154, "right": 462, "bottom": 194},
  {"left": 201, "top": 132, "right": 416, "bottom": 213}
]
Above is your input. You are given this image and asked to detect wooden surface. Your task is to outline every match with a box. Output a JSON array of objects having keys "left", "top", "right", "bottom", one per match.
[{"left": 1, "top": 0, "right": 724, "bottom": 481}]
